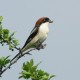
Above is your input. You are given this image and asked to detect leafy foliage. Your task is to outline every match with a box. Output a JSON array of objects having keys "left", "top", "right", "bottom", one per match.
[
  {"left": 0, "top": 56, "right": 10, "bottom": 72},
  {"left": 0, "top": 16, "right": 19, "bottom": 51},
  {"left": 19, "top": 59, "right": 55, "bottom": 80}
]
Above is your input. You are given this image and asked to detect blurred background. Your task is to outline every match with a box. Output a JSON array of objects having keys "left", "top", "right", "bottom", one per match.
[{"left": 0, "top": 0, "right": 80, "bottom": 80}]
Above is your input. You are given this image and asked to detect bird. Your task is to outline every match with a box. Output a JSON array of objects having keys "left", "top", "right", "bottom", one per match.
[
  {"left": 11, "top": 17, "right": 53, "bottom": 62},
  {"left": 21, "top": 17, "right": 53, "bottom": 52}
]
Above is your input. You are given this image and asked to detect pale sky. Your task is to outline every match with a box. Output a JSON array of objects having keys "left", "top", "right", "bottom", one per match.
[{"left": 0, "top": 0, "right": 80, "bottom": 80}]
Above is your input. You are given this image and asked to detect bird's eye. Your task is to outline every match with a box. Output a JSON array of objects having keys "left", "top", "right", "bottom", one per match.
[{"left": 44, "top": 18, "right": 49, "bottom": 22}]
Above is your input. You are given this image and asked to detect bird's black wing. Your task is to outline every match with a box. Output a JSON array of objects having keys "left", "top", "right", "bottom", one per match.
[{"left": 21, "top": 26, "right": 38, "bottom": 49}]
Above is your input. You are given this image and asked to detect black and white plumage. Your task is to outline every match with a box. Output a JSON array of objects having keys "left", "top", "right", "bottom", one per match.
[
  {"left": 10, "top": 17, "right": 53, "bottom": 62},
  {"left": 21, "top": 17, "right": 53, "bottom": 52}
]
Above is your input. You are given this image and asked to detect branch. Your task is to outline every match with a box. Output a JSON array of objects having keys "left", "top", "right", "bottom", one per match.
[
  {"left": 0, "top": 44, "right": 46, "bottom": 77},
  {"left": 0, "top": 48, "right": 36, "bottom": 77}
]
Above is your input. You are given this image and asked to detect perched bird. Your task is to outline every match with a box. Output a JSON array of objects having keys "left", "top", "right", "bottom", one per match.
[
  {"left": 21, "top": 17, "right": 53, "bottom": 52},
  {"left": 11, "top": 17, "right": 53, "bottom": 62}
]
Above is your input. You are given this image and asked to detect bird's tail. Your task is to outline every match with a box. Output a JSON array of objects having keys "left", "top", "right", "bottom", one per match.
[{"left": 10, "top": 45, "right": 31, "bottom": 63}]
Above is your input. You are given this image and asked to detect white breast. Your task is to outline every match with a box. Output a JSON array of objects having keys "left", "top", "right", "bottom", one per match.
[
  {"left": 39, "top": 22, "right": 49, "bottom": 34},
  {"left": 38, "top": 22, "right": 49, "bottom": 42},
  {"left": 21, "top": 22, "right": 49, "bottom": 52}
]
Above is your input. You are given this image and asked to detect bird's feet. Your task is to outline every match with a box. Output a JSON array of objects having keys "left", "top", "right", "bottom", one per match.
[
  {"left": 15, "top": 47, "right": 23, "bottom": 56},
  {"left": 18, "top": 48, "right": 23, "bottom": 57},
  {"left": 36, "top": 44, "right": 46, "bottom": 50}
]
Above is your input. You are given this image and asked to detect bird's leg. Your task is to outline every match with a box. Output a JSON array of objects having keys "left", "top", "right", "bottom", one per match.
[
  {"left": 40, "top": 44, "right": 46, "bottom": 49},
  {"left": 36, "top": 41, "right": 47, "bottom": 50},
  {"left": 14, "top": 47, "right": 23, "bottom": 57},
  {"left": 36, "top": 44, "right": 46, "bottom": 50},
  {"left": 18, "top": 48, "right": 23, "bottom": 57},
  {"left": 36, "top": 45, "right": 41, "bottom": 50}
]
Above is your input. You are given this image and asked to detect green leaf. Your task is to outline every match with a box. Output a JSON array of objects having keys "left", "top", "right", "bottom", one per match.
[
  {"left": 0, "top": 25, "right": 2, "bottom": 30},
  {"left": 0, "top": 56, "right": 10, "bottom": 68},
  {"left": 49, "top": 75, "right": 56, "bottom": 80},
  {"left": 19, "top": 71, "right": 31, "bottom": 79},
  {"left": 0, "top": 17, "right": 19, "bottom": 51},
  {"left": 42, "top": 75, "right": 48, "bottom": 80},
  {"left": 9, "top": 31, "right": 16, "bottom": 39},
  {"left": 23, "top": 62, "right": 29, "bottom": 71},
  {"left": 0, "top": 25, "right": 2, "bottom": 35},
  {"left": 38, "top": 69, "right": 44, "bottom": 76},
  {"left": 9, "top": 45, "right": 14, "bottom": 50},
  {"left": 13, "top": 39, "right": 19, "bottom": 46},
  {"left": 3, "top": 29, "right": 9, "bottom": 41},
  {"left": 3, "top": 29, "right": 9, "bottom": 34},
  {"left": 0, "top": 16, "right": 3, "bottom": 22},
  {"left": 44, "top": 72, "right": 49, "bottom": 76},
  {"left": 19, "top": 59, "right": 55, "bottom": 80},
  {"left": 3, "top": 56, "right": 10, "bottom": 65}
]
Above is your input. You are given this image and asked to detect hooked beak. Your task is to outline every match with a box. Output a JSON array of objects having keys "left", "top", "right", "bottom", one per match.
[{"left": 49, "top": 19, "right": 53, "bottom": 23}]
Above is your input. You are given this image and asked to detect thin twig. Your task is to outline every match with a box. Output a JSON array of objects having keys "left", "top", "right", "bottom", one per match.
[
  {"left": 0, "top": 48, "right": 36, "bottom": 76},
  {"left": 0, "top": 44, "right": 46, "bottom": 77}
]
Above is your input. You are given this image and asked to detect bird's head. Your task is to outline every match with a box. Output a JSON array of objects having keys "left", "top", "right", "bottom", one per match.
[{"left": 35, "top": 17, "right": 53, "bottom": 27}]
